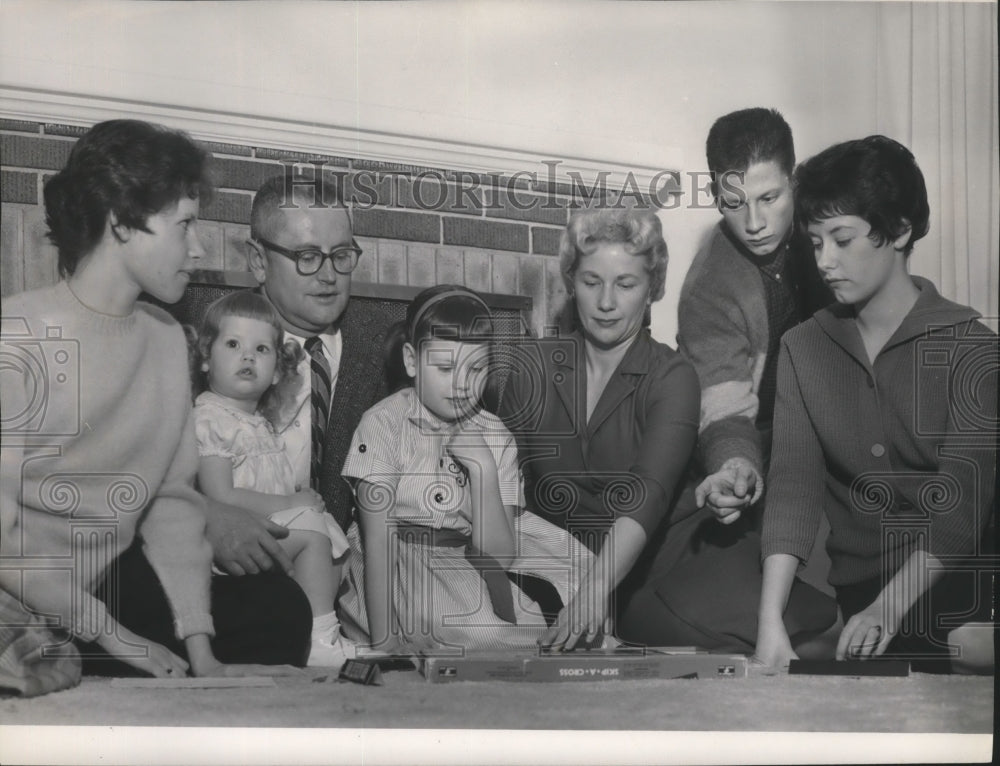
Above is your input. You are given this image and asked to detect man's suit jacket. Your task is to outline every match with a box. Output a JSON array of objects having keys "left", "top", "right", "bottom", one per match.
[
  {"left": 262, "top": 288, "right": 390, "bottom": 533},
  {"left": 317, "top": 306, "right": 389, "bottom": 532}
]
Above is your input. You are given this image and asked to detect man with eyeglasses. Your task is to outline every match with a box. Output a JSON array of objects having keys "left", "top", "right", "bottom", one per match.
[{"left": 204, "top": 173, "right": 382, "bottom": 579}]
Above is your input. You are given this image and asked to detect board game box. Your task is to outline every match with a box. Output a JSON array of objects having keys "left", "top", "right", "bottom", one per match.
[{"left": 419, "top": 647, "right": 748, "bottom": 683}]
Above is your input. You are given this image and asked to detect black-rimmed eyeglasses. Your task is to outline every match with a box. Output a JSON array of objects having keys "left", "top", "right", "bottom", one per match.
[{"left": 255, "top": 236, "right": 363, "bottom": 276}]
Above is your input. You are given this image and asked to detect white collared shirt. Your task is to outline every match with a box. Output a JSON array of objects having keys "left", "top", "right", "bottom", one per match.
[{"left": 277, "top": 329, "right": 342, "bottom": 489}]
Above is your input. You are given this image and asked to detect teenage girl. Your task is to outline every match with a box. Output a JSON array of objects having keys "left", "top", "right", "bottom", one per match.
[
  {"left": 1, "top": 119, "right": 306, "bottom": 679},
  {"left": 755, "top": 136, "right": 996, "bottom": 674}
]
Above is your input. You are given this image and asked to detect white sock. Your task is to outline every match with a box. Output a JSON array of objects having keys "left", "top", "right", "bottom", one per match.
[{"left": 311, "top": 611, "right": 341, "bottom": 641}]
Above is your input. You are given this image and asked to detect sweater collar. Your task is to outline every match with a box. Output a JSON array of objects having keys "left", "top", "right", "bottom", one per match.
[
  {"left": 60, "top": 280, "right": 139, "bottom": 336},
  {"left": 814, "top": 276, "right": 980, "bottom": 363}
]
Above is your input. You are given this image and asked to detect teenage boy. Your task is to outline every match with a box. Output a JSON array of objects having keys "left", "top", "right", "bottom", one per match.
[{"left": 678, "top": 107, "right": 829, "bottom": 526}]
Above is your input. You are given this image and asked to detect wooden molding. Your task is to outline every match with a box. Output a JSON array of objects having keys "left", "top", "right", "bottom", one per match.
[{"left": 0, "top": 85, "right": 682, "bottom": 193}]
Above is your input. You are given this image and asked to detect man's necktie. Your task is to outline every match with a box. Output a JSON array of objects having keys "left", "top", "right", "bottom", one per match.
[{"left": 304, "top": 336, "right": 331, "bottom": 490}]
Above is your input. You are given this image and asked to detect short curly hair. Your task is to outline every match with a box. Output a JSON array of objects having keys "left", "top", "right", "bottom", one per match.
[
  {"left": 559, "top": 208, "right": 668, "bottom": 302},
  {"left": 794, "top": 135, "right": 930, "bottom": 257},
  {"left": 190, "top": 290, "right": 304, "bottom": 425},
  {"left": 43, "top": 119, "right": 212, "bottom": 277}
]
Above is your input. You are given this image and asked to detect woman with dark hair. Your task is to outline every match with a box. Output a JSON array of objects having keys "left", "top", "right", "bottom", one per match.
[
  {"left": 755, "top": 136, "right": 996, "bottom": 673},
  {"left": 1, "top": 119, "right": 310, "bottom": 680},
  {"left": 500, "top": 208, "right": 835, "bottom": 651}
]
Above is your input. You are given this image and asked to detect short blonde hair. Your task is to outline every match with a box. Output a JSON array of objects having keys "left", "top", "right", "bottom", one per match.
[{"left": 559, "top": 208, "right": 668, "bottom": 302}]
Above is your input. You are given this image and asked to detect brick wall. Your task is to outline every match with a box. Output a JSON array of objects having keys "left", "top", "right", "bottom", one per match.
[{"left": 0, "top": 119, "right": 618, "bottom": 333}]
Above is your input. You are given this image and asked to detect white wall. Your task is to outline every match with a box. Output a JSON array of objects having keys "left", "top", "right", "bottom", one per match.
[{"left": 1, "top": 0, "right": 889, "bottom": 342}]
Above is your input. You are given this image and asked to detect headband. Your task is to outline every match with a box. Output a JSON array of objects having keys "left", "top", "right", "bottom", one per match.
[{"left": 409, "top": 288, "right": 491, "bottom": 342}]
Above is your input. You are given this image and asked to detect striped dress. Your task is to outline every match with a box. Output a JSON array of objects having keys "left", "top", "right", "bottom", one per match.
[{"left": 338, "top": 388, "right": 593, "bottom": 651}]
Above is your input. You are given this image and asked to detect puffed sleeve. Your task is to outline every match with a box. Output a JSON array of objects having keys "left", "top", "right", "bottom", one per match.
[
  {"left": 342, "top": 405, "right": 402, "bottom": 490},
  {"left": 192, "top": 401, "right": 238, "bottom": 459}
]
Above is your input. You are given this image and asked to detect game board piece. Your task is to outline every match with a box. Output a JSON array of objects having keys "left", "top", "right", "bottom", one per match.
[
  {"left": 787, "top": 659, "right": 910, "bottom": 677},
  {"left": 419, "top": 648, "right": 748, "bottom": 683},
  {"left": 338, "top": 659, "right": 384, "bottom": 686}
]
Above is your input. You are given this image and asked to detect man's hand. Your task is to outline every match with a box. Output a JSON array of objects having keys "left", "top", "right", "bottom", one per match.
[
  {"left": 695, "top": 457, "right": 764, "bottom": 524},
  {"left": 204, "top": 499, "right": 296, "bottom": 577}
]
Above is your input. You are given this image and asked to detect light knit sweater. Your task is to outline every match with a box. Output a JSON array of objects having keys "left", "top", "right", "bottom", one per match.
[
  {"left": 677, "top": 223, "right": 827, "bottom": 473},
  {"left": 677, "top": 225, "right": 773, "bottom": 474},
  {"left": 1, "top": 281, "right": 214, "bottom": 642}
]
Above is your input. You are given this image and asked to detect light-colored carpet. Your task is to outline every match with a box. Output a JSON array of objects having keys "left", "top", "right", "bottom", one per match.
[{"left": 2, "top": 667, "right": 993, "bottom": 732}]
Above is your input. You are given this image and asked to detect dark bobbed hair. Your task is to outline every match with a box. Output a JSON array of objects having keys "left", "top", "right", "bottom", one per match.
[
  {"left": 706, "top": 108, "right": 794, "bottom": 197},
  {"left": 43, "top": 119, "right": 212, "bottom": 277},
  {"left": 559, "top": 208, "right": 668, "bottom": 303},
  {"left": 384, "top": 284, "right": 495, "bottom": 393},
  {"left": 794, "top": 135, "right": 929, "bottom": 257},
  {"left": 250, "top": 172, "right": 347, "bottom": 241},
  {"left": 191, "top": 291, "right": 303, "bottom": 421}
]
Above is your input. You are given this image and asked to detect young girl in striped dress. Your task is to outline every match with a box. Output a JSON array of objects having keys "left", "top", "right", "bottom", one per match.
[{"left": 338, "top": 285, "right": 594, "bottom": 653}]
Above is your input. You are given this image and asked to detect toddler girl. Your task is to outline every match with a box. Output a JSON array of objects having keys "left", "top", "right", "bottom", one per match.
[
  {"left": 337, "top": 285, "right": 595, "bottom": 652},
  {"left": 192, "top": 291, "right": 354, "bottom": 668}
]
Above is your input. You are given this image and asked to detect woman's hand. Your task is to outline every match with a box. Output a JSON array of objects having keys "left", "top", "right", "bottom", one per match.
[
  {"left": 752, "top": 619, "right": 799, "bottom": 669},
  {"left": 97, "top": 626, "right": 190, "bottom": 678},
  {"left": 836, "top": 597, "right": 897, "bottom": 660},
  {"left": 191, "top": 659, "right": 304, "bottom": 678},
  {"left": 184, "top": 633, "right": 303, "bottom": 677},
  {"left": 538, "top": 591, "right": 611, "bottom": 652}
]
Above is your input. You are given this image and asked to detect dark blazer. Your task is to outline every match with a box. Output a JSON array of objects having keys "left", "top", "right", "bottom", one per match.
[
  {"left": 498, "top": 330, "right": 702, "bottom": 547},
  {"left": 318, "top": 302, "right": 389, "bottom": 532},
  {"left": 499, "top": 329, "right": 837, "bottom": 648}
]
